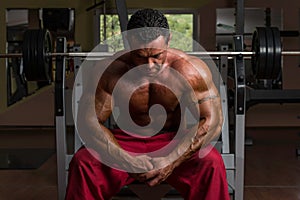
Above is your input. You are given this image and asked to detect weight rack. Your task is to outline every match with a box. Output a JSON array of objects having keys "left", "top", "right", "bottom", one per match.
[{"left": 53, "top": 37, "right": 243, "bottom": 200}]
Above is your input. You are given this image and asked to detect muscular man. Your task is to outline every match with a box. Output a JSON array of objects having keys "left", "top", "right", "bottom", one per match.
[{"left": 66, "top": 8, "right": 230, "bottom": 200}]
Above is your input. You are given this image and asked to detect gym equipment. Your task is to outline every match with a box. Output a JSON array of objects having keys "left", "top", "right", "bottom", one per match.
[{"left": 1, "top": 27, "right": 300, "bottom": 82}]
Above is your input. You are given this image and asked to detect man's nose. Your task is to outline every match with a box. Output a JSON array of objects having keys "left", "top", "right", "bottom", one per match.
[{"left": 147, "top": 57, "right": 156, "bottom": 68}]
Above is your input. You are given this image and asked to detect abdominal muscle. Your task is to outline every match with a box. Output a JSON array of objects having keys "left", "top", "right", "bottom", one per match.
[{"left": 116, "top": 109, "right": 181, "bottom": 136}]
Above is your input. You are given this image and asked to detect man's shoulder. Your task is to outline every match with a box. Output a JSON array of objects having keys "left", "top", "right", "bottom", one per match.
[
  {"left": 95, "top": 51, "right": 131, "bottom": 93},
  {"left": 167, "top": 48, "right": 212, "bottom": 89},
  {"left": 168, "top": 49, "right": 208, "bottom": 75},
  {"left": 99, "top": 51, "right": 130, "bottom": 76}
]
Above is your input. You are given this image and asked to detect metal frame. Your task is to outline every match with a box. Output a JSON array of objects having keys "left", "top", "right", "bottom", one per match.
[
  {"left": 55, "top": 37, "right": 67, "bottom": 200},
  {"left": 73, "top": 45, "right": 84, "bottom": 153},
  {"left": 56, "top": 43, "right": 84, "bottom": 200},
  {"left": 246, "top": 89, "right": 300, "bottom": 106},
  {"left": 233, "top": 35, "right": 246, "bottom": 200},
  {"left": 218, "top": 48, "right": 236, "bottom": 196}
]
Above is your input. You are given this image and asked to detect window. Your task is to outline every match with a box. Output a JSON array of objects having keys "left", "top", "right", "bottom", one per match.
[{"left": 95, "top": 10, "right": 198, "bottom": 52}]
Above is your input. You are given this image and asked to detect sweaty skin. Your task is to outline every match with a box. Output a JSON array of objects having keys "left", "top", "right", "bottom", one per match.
[{"left": 78, "top": 35, "right": 223, "bottom": 187}]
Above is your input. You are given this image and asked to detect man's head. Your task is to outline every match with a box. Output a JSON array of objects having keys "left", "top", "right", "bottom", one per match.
[
  {"left": 126, "top": 9, "right": 171, "bottom": 76},
  {"left": 127, "top": 8, "right": 170, "bottom": 45}
]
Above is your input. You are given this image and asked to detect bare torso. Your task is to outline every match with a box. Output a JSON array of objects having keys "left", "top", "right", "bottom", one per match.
[
  {"left": 114, "top": 69, "right": 183, "bottom": 131},
  {"left": 99, "top": 48, "right": 212, "bottom": 133}
]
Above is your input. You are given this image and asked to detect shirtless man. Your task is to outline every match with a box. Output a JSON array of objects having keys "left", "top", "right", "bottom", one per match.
[{"left": 66, "top": 8, "right": 230, "bottom": 200}]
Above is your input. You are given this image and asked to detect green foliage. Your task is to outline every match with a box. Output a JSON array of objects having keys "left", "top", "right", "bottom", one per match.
[
  {"left": 100, "top": 14, "right": 123, "bottom": 51},
  {"left": 165, "top": 14, "right": 193, "bottom": 51},
  {"left": 100, "top": 14, "right": 193, "bottom": 52}
]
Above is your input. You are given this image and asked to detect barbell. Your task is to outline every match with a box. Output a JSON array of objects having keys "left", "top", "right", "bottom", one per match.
[{"left": 1, "top": 27, "right": 300, "bottom": 82}]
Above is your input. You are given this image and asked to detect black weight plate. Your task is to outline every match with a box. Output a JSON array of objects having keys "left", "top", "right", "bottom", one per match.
[
  {"left": 23, "top": 29, "right": 52, "bottom": 81},
  {"left": 22, "top": 30, "right": 31, "bottom": 80},
  {"left": 37, "top": 29, "right": 47, "bottom": 81},
  {"left": 256, "top": 27, "right": 267, "bottom": 79},
  {"left": 32, "top": 30, "right": 40, "bottom": 80},
  {"left": 28, "top": 30, "right": 36, "bottom": 80},
  {"left": 271, "top": 27, "right": 282, "bottom": 79},
  {"left": 264, "top": 27, "right": 274, "bottom": 79},
  {"left": 32, "top": 30, "right": 39, "bottom": 80},
  {"left": 23, "top": 29, "right": 39, "bottom": 81},
  {"left": 39, "top": 29, "right": 52, "bottom": 82},
  {"left": 44, "top": 30, "right": 53, "bottom": 81},
  {"left": 251, "top": 30, "right": 259, "bottom": 75},
  {"left": 252, "top": 27, "right": 267, "bottom": 79}
]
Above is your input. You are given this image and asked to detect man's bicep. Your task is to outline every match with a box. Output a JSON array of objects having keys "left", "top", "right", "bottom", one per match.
[
  {"left": 78, "top": 86, "right": 112, "bottom": 124},
  {"left": 185, "top": 92, "right": 216, "bottom": 122},
  {"left": 94, "top": 87, "right": 113, "bottom": 123},
  {"left": 185, "top": 80, "right": 220, "bottom": 122}
]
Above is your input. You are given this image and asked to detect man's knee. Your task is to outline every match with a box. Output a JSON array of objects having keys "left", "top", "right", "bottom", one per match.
[
  {"left": 197, "top": 145, "right": 226, "bottom": 169},
  {"left": 69, "top": 147, "right": 98, "bottom": 168}
]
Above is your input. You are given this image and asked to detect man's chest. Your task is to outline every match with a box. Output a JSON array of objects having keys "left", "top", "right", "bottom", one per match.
[{"left": 112, "top": 80, "right": 183, "bottom": 113}]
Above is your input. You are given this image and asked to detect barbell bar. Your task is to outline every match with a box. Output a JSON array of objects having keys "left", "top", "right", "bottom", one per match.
[
  {"left": 2, "top": 50, "right": 300, "bottom": 58},
  {"left": 1, "top": 27, "right": 300, "bottom": 81}
]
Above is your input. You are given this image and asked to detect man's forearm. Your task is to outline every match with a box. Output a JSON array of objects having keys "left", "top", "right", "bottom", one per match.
[
  {"left": 168, "top": 112, "right": 222, "bottom": 168},
  {"left": 167, "top": 124, "right": 205, "bottom": 168},
  {"left": 78, "top": 113, "right": 154, "bottom": 173}
]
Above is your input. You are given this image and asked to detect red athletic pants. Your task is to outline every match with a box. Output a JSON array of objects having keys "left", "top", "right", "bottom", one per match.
[{"left": 65, "top": 129, "right": 230, "bottom": 200}]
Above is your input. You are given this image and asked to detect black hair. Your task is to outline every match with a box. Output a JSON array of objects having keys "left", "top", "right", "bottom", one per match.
[{"left": 126, "top": 8, "right": 170, "bottom": 43}]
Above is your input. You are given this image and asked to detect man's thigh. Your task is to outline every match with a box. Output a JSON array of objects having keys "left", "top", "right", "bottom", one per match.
[{"left": 166, "top": 145, "right": 227, "bottom": 195}]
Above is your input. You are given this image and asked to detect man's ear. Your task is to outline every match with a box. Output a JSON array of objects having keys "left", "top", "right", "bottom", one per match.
[
  {"left": 167, "top": 32, "right": 172, "bottom": 47},
  {"left": 124, "top": 33, "right": 132, "bottom": 49}
]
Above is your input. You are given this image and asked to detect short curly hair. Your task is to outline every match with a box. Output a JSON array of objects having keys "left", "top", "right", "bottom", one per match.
[{"left": 127, "top": 8, "right": 170, "bottom": 43}]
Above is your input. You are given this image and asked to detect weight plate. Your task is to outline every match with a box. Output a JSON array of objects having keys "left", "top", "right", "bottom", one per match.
[
  {"left": 22, "top": 30, "right": 31, "bottom": 80},
  {"left": 37, "top": 30, "right": 44, "bottom": 81},
  {"left": 264, "top": 27, "right": 274, "bottom": 79},
  {"left": 31, "top": 30, "right": 40, "bottom": 80},
  {"left": 37, "top": 29, "right": 49, "bottom": 81},
  {"left": 22, "top": 29, "right": 52, "bottom": 81},
  {"left": 271, "top": 27, "right": 282, "bottom": 79},
  {"left": 31, "top": 30, "right": 39, "bottom": 80},
  {"left": 23, "top": 29, "right": 39, "bottom": 81},
  {"left": 44, "top": 29, "right": 53, "bottom": 81},
  {"left": 252, "top": 27, "right": 267, "bottom": 79}
]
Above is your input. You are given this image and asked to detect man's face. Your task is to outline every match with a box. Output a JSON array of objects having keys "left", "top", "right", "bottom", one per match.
[{"left": 129, "top": 35, "right": 170, "bottom": 77}]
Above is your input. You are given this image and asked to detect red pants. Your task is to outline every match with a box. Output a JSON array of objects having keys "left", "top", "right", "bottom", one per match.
[{"left": 65, "top": 129, "right": 230, "bottom": 200}]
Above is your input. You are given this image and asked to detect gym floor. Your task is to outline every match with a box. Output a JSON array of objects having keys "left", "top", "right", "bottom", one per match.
[{"left": 0, "top": 127, "right": 299, "bottom": 200}]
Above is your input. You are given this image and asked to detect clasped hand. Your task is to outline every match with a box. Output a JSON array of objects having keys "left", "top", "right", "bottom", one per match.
[{"left": 129, "top": 156, "right": 176, "bottom": 187}]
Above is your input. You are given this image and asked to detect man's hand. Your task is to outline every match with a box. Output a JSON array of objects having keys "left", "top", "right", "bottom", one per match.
[
  {"left": 121, "top": 154, "right": 154, "bottom": 173},
  {"left": 129, "top": 156, "right": 177, "bottom": 187}
]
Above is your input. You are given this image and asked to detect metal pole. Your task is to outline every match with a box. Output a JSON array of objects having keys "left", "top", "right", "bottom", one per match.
[
  {"left": 234, "top": 1, "right": 245, "bottom": 198},
  {"left": 235, "top": 0, "right": 244, "bottom": 35},
  {"left": 55, "top": 37, "right": 67, "bottom": 200},
  {"left": 233, "top": 35, "right": 246, "bottom": 200},
  {"left": 2, "top": 51, "right": 300, "bottom": 58}
]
